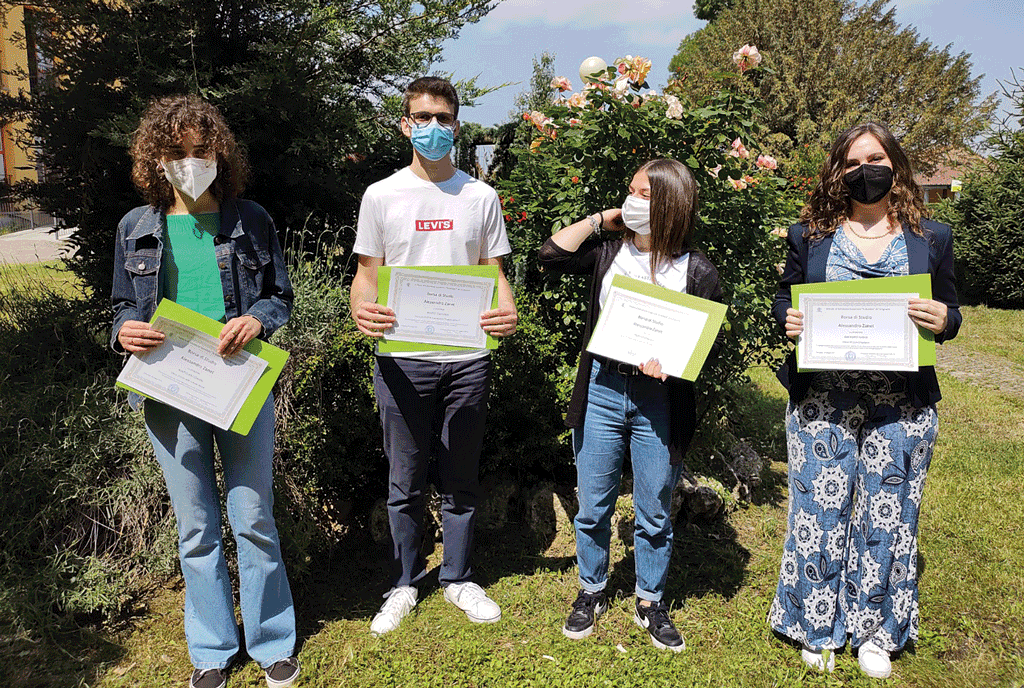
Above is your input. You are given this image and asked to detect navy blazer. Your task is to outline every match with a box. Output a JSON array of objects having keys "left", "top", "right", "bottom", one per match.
[{"left": 773, "top": 219, "right": 961, "bottom": 407}]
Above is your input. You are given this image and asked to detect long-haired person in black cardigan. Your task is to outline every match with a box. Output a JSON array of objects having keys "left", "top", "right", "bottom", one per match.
[
  {"left": 539, "top": 159, "right": 723, "bottom": 652},
  {"left": 768, "top": 123, "right": 960, "bottom": 679}
]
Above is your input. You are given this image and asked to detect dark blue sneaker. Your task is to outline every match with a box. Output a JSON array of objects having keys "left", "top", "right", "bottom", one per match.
[
  {"left": 633, "top": 599, "right": 684, "bottom": 652},
  {"left": 265, "top": 656, "right": 301, "bottom": 688},
  {"left": 190, "top": 668, "right": 226, "bottom": 688},
  {"left": 562, "top": 589, "right": 608, "bottom": 639}
]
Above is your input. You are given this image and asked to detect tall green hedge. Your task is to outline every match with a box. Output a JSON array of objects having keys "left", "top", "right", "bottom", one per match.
[{"left": 934, "top": 75, "right": 1024, "bottom": 308}]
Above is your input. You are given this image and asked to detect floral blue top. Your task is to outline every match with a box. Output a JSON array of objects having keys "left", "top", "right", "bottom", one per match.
[{"left": 826, "top": 227, "right": 909, "bottom": 281}]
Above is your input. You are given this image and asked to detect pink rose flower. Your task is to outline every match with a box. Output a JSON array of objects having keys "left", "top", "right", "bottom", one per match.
[
  {"left": 732, "top": 44, "right": 762, "bottom": 73},
  {"left": 567, "top": 92, "right": 588, "bottom": 109},
  {"left": 568, "top": 117, "right": 582, "bottom": 127},
  {"left": 756, "top": 154, "right": 778, "bottom": 170},
  {"left": 729, "top": 177, "right": 748, "bottom": 191},
  {"left": 729, "top": 137, "right": 750, "bottom": 159},
  {"left": 708, "top": 164, "right": 722, "bottom": 179},
  {"left": 613, "top": 55, "right": 652, "bottom": 85},
  {"left": 550, "top": 76, "right": 572, "bottom": 92}
]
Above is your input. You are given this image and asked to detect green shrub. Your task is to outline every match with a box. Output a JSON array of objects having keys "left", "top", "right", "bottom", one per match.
[
  {"left": 933, "top": 75, "right": 1024, "bottom": 308},
  {"left": 0, "top": 272, "right": 178, "bottom": 632},
  {"left": 273, "top": 251, "right": 578, "bottom": 528},
  {"left": 496, "top": 55, "right": 794, "bottom": 431}
]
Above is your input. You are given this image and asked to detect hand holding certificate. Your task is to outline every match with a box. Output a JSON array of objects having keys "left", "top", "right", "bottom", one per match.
[
  {"left": 586, "top": 275, "right": 727, "bottom": 381},
  {"left": 376, "top": 265, "right": 501, "bottom": 353},
  {"left": 792, "top": 274, "right": 938, "bottom": 372},
  {"left": 116, "top": 300, "right": 289, "bottom": 434},
  {"left": 798, "top": 293, "right": 919, "bottom": 371}
]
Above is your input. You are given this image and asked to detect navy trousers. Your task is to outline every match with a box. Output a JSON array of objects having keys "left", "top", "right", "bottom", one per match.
[{"left": 373, "top": 355, "right": 492, "bottom": 588}]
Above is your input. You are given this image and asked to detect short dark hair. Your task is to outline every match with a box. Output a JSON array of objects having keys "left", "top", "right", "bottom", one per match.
[
  {"left": 130, "top": 95, "right": 249, "bottom": 211},
  {"left": 800, "top": 122, "right": 926, "bottom": 239},
  {"left": 403, "top": 77, "right": 459, "bottom": 118}
]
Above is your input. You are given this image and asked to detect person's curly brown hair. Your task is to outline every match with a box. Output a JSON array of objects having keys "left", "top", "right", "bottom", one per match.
[
  {"left": 800, "top": 122, "right": 927, "bottom": 240},
  {"left": 130, "top": 95, "right": 249, "bottom": 210}
]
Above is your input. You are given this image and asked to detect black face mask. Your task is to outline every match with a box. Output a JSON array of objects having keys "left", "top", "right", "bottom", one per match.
[{"left": 843, "top": 163, "right": 894, "bottom": 205}]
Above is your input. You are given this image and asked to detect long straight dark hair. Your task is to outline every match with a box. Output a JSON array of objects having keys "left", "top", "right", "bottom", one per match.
[{"left": 624, "top": 158, "right": 699, "bottom": 284}]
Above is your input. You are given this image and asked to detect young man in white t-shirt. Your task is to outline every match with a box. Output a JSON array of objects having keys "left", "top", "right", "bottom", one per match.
[{"left": 350, "top": 77, "right": 518, "bottom": 636}]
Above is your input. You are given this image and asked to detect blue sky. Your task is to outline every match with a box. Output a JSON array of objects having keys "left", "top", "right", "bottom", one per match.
[{"left": 437, "top": 0, "right": 1024, "bottom": 128}]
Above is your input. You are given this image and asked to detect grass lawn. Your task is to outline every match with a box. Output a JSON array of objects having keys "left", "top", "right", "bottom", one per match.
[
  {"left": 942, "top": 304, "right": 1024, "bottom": 367},
  {"left": 0, "top": 260, "right": 85, "bottom": 300},
  {"left": 5, "top": 307, "right": 1024, "bottom": 687}
]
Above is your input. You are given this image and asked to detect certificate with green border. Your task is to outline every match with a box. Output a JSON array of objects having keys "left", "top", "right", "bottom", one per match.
[
  {"left": 587, "top": 274, "right": 727, "bottom": 381},
  {"left": 115, "top": 299, "right": 289, "bottom": 436},
  {"left": 792, "top": 273, "right": 935, "bottom": 370},
  {"left": 377, "top": 265, "right": 500, "bottom": 354}
]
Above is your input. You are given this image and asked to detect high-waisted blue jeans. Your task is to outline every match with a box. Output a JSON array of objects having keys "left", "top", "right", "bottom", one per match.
[
  {"left": 573, "top": 359, "right": 683, "bottom": 601},
  {"left": 144, "top": 393, "right": 295, "bottom": 670}
]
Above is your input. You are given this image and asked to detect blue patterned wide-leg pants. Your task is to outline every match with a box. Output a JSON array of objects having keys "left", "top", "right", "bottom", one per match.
[{"left": 769, "top": 372, "right": 938, "bottom": 653}]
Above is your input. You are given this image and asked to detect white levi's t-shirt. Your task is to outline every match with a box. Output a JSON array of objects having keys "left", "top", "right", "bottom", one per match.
[
  {"left": 353, "top": 167, "right": 511, "bottom": 362},
  {"left": 598, "top": 240, "right": 690, "bottom": 309}
]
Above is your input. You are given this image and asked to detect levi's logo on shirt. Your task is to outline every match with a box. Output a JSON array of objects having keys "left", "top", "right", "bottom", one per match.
[{"left": 415, "top": 219, "right": 453, "bottom": 232}]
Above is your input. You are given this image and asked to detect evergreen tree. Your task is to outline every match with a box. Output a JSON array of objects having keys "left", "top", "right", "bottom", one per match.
[{"left": 935, "top": 72, "right": 1024, "bottom": 307}]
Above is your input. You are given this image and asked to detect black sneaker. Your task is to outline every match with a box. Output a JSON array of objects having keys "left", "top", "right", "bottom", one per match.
[
  {"left": 265, "top": 656, "right": 301, "bottom": 688},
  {"left": 633, "top": 599, "right": 685, "bottom": 652},
  {"left": 562, "top": 589, "right": 608, "bottom": 639},
  {"left": 190, "top": 668, "right": 227, "bottom": 688}
]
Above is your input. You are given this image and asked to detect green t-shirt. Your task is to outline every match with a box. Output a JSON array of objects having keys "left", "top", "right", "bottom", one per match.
[{"left": 162, "top": 213, "right": 226, "bottom": 322}]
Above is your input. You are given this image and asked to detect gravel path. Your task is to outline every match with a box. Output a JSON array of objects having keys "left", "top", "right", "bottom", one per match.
[
  {"left": 0, "top": 226, "right": 73, "bottom": 265},
  {"left": 936, "top": 343, "right": 1024, "bottom": 401}
]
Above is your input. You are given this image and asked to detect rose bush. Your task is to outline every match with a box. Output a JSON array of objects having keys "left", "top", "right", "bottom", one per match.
[{"left": 496, "top": 52, "right": 796, "bottom": 469}]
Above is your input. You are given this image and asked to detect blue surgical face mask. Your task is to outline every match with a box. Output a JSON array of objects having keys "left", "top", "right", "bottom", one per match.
[{"left": 409, "top": 119, "right": 455, "bottom": 161}]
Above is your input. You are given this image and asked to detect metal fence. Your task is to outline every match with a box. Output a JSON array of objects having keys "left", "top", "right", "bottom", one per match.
[{"left": 0, "top": 202, "right": 56, "bottom": 235}]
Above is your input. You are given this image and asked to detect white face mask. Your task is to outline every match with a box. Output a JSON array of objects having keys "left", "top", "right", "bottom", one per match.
[
  {"left": 161, "top": 157, "right": 218, "bottom": 201},
  {"left": 621, "top": 194, "right": 651, "bottom": 235}
]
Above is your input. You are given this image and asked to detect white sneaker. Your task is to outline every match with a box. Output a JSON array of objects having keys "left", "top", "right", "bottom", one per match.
[
  {"left": 370, "top": 586, "right": 417, "bottom": 636},
  {"left": 858, "top": 639, "right": 892, "bottom": 678},
  {"left": 801, "top": 645, "right": 835, "bottom": 672},
  {"left": 443, "top": 582, "right": 501, "bottom": 623}
]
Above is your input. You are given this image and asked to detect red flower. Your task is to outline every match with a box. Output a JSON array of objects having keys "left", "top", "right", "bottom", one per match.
[
  {"left": 571, "top": 176, "right": 579, "bottom": 183},
  {"left": 520, "top": 211, "right": 528, "bottom": 220},
  {"left": 504, "top": 213, "right": 511, "bottom": 222}
]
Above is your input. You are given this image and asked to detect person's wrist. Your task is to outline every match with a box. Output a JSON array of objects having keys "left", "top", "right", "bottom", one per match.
[{"left": 587, "top": 213, "right": 601, "bottom": 234}]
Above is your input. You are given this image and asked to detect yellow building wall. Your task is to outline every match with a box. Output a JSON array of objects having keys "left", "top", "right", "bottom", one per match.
[{"left": 1, "top": 4, "right": 38, "bottom": 185}]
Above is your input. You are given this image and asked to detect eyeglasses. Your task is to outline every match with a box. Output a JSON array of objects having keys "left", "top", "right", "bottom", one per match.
[{"left": 407, "top": 110, "right": 457, "bottom": 128}]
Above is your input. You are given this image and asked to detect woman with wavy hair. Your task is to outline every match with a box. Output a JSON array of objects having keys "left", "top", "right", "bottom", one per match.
[
  {"left": 768, "top": 123, "right": 960, "bottom": 678},
  {"left": 539, "top": 159, "right": 723, "bottom": 652},
  {"left": 111, "top": 95, "right": 299, "bottom": 688}
]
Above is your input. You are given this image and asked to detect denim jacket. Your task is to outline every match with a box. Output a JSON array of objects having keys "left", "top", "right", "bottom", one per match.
[{"left": 111, "top": 199, "right": 293, "bottom": 408}]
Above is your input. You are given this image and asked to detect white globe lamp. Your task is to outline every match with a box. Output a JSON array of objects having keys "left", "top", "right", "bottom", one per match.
[{"left": 579, "top": 56, "right": 607, "bottom": 84}]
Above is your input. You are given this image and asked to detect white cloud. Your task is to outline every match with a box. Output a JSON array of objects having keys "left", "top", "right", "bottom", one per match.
[{"left": 484, "top": 0, "right": 703, "bottom": 31}]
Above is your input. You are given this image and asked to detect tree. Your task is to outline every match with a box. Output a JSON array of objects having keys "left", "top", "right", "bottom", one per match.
[
  {"left": 670, "top": 0, "right": 995, "bottom": 174},
  {"left": 487, "top": 52, "right": 557, "bottom": 183},
  {"left": 934, "top": 72, "right": 1024, "bottom": 308},
  {"left": 694, "top": 0, "right": 732, "bottom": 22},
  {"left": 0, "top": 0, "right": 495, "bottom": 324}
]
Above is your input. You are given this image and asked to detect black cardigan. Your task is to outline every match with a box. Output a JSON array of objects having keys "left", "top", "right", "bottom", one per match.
[
  {"left": 773, "top": 219, "right": 961, "bottom": 406},
  {"left": 538, "top": 237, "right": 725, "bottom": 464}
]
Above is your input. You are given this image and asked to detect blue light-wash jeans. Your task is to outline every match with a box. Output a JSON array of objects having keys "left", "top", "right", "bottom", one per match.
[
  {"left": 373, "top": 355, "right": 491, "bottom": 589},
  {"left": 144, "top": 394, "right": 296, "bottom": 670},
  {"left": 573, "top": 359, "right": 683, "bottom": 602}
]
